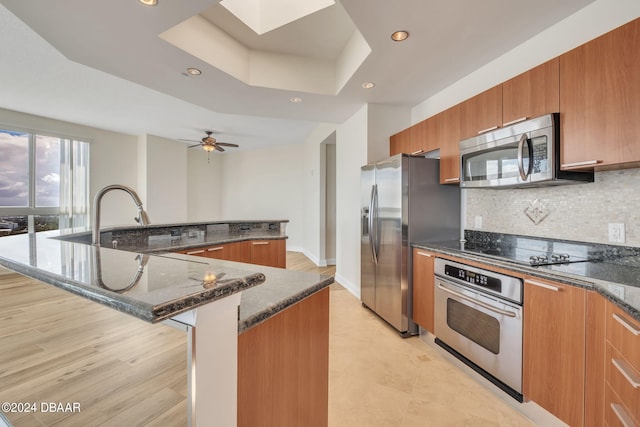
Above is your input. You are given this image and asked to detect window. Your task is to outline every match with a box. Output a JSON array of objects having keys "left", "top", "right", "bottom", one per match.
[{"left": 0, "top": 128, "right": 89, "bottom": 235}]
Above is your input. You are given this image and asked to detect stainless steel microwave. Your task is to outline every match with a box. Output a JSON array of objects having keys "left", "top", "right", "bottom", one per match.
[{"left": 459, "top": 113, "right": 593, "bottom": 188}]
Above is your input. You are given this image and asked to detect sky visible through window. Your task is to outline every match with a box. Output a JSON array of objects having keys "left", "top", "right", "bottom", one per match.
[{"left": 0, "top": 130, "right": 60, "bottom": 207}]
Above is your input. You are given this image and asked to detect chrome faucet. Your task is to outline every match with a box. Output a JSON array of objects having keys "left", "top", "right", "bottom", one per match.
[{"left": 92, "top": 184, "right": 150, "bottom": 246}]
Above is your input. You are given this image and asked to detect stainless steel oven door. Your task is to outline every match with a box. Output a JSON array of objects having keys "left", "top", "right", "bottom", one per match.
[{"left": 434, "top": 276, "right": 523, "bottom": 393}]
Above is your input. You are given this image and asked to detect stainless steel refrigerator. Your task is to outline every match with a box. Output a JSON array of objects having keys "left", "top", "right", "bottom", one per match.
[{"left": 361, "top": 154, "right": 460, "bottom": 336}]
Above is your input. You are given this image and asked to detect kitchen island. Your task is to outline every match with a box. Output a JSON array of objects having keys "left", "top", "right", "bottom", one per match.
[{"left": 0, "top": 220, "right": 333, "bottom": 427}]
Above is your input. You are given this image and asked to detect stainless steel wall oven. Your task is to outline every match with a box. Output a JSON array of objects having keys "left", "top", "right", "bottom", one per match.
[{"left": 434, "top": 258, "right": 524, "bottom": 401}]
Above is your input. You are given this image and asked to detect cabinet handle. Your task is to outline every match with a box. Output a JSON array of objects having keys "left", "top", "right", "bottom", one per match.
[
  {"left": 207, "top": 247, "right": 223, "bottom": 252},
  {"left": 416, "top": 251, "right": 433, "bottom": 258},
  {"left": 410, "top": 150, "right": 425, "bottom": 156},
  {"left": 186, "top": 249, "right": 205, "bottom": 255},
  {"left": 612, "top": 358, "right": 640, "bottom": 389},
  {"left": 502, "top": 117, "right": 528, "bottom": 126},
  {"left": 561, "top": 160, "right": 600, "bottom": 168},
  {"left": 526, "top": 279, "right": 560, "bottom": 292},
  {"left": 252, "top": 241, "right": 270, "bottom": 246},
  {"left": 613, "top": 313, "right": 640, "bottom": 336},
  {"left": 610, "top": 403, "right": 637, "bottom": 427},
  {"left": 477, "top": 125, "right": 499, "bottom": 134},
  {"left": 444, "top": 177, "right": 460, "bottom": 182}
]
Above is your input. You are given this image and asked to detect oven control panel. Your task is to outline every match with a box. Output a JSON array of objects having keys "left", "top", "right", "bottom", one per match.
[
  {"left": 444, "top": 264, "right": 502, "bottom": 293},
  {"left": 434, "top": 258, "right": 523, "bottom": 304}
]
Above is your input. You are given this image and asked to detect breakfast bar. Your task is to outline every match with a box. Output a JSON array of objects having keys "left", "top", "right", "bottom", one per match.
[{"left": 0, "top": 221, "right": 333, "bottom": 427}]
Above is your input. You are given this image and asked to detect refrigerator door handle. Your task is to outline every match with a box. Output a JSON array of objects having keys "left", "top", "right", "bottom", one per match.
[
  {"left": 372, "top": 184, "right": 380, "bottom": 264},
  {"left": 369, "top": 185, "right": 378, "bottom": 264}
]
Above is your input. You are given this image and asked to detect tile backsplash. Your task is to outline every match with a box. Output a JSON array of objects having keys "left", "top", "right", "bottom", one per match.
[{"left": 465, "top": 168, "right": 640, "bottom": 247}]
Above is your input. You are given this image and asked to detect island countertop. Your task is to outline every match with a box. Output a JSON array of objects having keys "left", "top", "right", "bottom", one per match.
[{"left": 0, "top": 221, "right": 333, "bottom": 331}]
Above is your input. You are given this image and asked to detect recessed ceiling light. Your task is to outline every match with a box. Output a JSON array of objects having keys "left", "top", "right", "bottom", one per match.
[
  {"left": 391, "top": 30, "right": 409, "bottom": 42},
  {"left": 139, "top": 0, "right": 158, "bottom": 5},
  {"left": 290, "top": 97, "right": 303, "bottom": 103},
  {"left": 186, "top": 68, "right": 202, "bottom": 76},
  {"left": 362, "top": 82, "right": 375, "bottom": 89}
]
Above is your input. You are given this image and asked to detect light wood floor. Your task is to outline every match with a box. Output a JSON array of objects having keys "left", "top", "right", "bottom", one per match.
[{"left": 1, "top": 253, "right": 544, "bottom": 426}]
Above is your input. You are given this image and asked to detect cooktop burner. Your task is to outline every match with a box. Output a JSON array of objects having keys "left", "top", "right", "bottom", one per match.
[{"left": 460, "top": 242, "right": 592, "bottom": 266}]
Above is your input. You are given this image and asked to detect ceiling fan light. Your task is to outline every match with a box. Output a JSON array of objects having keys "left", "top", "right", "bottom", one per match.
[
  {"left": 139, "top": 0, "right": 158, "bottom": 6},
  {"left": 203, "top": 144, "right": 215, "bottom": 152}
]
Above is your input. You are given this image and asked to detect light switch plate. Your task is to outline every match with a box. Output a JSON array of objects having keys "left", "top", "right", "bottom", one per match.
[{"left": 474, "top": 216, "right": 482, "bottom": 229}]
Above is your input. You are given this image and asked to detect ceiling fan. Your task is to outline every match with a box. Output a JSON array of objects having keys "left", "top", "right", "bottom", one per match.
[{"left": 180, "top": 130, "right": 239, "bottom": 162}]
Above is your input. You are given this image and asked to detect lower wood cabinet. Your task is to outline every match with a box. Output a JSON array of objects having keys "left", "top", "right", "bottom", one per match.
[
  {"left": 412, "top": 248, "right": 435, "bottom": 333},
  {"left": 238, "top": 287, "right": 329, "bottom": 427},
  {"left": 604, "top": 300, "right": 640, "bottom": 427},
  {"left": 176, "top": 239, "right": 286, "bottom": 268},
  {"left": 523, "top": 277, "right": 586, "bottom": 427},
  {"left": 585, "top": 291, "right": 606, "bottom": 427},
  {"left": 247, "top": 239, "right": 286, "bottom": 268}
]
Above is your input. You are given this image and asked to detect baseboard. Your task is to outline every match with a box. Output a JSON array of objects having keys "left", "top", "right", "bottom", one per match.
[
  {"left": 335, "top": 272, "right": 360, "bottom": 299},
  {"left": 286, "top": 246, "right": 327, "bottom": 267},
  {"left": 325, "top": 258, "right": 336, "bottom": 266}
]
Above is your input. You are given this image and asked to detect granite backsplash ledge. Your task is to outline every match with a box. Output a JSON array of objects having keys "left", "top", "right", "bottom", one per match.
[{"left": 54, "top": 220, "right": 288, "bottom": 250}]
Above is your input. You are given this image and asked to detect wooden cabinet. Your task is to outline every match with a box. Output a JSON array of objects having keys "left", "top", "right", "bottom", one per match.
[
  {"left": 438, "top": 106, "right": 462, "bottom": 184},
  {"left": 389, "top": 116, "right": 438, "bottom": 156},
  {"left": 523, "top": 277, "right": 585, "bottom": 427},
  {"left": 458, "top": 85, "right": 503, "bottom": 141},
  {"left": 604, "top": 300, "right": 640, "bottom": 427},
  {"left": 502, "top": 58, "right": 559, "bottom": 125},
  {"left": 177, "top": 239, "right": 286, "bottom": 268},
  {"left": 202, "top": 242, "right": 245, "bottom": 262},
  {"left": 389, "top": 127, "right": 412, "bottom": 156},
  {"left": 560, "top": 18, "right": 640, "bottom": 170},
  {"left": 247, "top": 239, "right": 286, "bottom": 268},
  {"left": 238, "top": 287, "right": 329, "bottom": 427},
  {"left": 585, "top": 291, "right": 606, "bottom": 427},
  {"left": 412, "top": 248, "right": 435, "bottom": 333}
]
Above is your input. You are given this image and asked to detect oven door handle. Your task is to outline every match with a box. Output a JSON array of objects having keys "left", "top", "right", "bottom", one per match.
[{"left": 437, "top": 283, "right": 518, "bottom": 318}]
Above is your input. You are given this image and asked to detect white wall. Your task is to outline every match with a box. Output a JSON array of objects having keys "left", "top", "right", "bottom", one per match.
[
  {"left": 335, "top": 104, "right": 368, "bottom": 297},
  {"left": 141, "top": 134, "right": 188, "bottom": 224},
  {"left": 217, "top": 143, "right": 307, "bottom": 250},
  {"left": 367, "top": 103, "right": 411, "bottom": 163},
  {"left": 186, "top": 148, "right": 223, "bottom": 221}
]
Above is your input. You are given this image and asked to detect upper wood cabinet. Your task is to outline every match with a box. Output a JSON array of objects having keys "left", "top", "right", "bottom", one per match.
[
  {"left": 438, "top": 106, "right": 462, "bottom": 184},
  {"left": 412, "top": 248, "right": 435, "bottom": 333},
  {"left": 502, "top": 58, "right": 559, "bottom": 125},
  {"left": 523, "top": 277, "right": 586, "bottom": 427},
  {"left": 389, "top": 116, "right": 438, "bottom": 156},
  {"left": 458, "top": 85, "right": 503, "bottom": 141},
  {"left": 389, "top": 127, "right": 412, "bottom": 156},
  {"left": 560, "top": 18, "right": 640, "bottom": 170}
]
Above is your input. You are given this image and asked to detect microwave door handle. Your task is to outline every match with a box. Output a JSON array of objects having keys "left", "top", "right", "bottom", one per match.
[{"left": 517, "top": 133, "right": 533, "bottom": 181}]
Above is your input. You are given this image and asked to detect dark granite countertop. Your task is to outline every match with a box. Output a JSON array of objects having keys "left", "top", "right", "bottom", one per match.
[
  {"left": 413, "top": 233, "right": 640, "bottom": 322},
  {"left": 0, "top": 221, "right": 333, "bottom": 332}
]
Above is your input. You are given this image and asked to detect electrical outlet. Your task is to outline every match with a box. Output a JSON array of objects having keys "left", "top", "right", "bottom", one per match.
[
  {"left": 609, "top": 284, "right": 625, "bottom": 300},
  {"left": 608, "top": 223, "right": 625, "bottom": 243},
  {"left": 474, "top": 216, "right": 482, "bottom": 229}
]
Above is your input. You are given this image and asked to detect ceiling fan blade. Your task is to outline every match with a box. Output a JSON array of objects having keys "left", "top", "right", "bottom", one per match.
[
  {"left": 215, "top": 142, "right": 239, "bottom": 147},
  {"left": 214, "top": 145, "right": 225, "bottom": 152},
  {"left": 188, "top": 144, "right": 202, "bottom": 148},
  {"left": 179, "top": 139, "right": 202, "bottom": 143}
]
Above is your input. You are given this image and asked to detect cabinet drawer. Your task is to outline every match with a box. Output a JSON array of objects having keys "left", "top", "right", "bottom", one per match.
[
  {"left": 605, "top": 383, "right": 638, "bottom": 427},
  {"left": 607, "top": 303, "right": 640, "bottom": 371},
  {"left": 607, "top": 344, "right": 640, "bottom": 424}
]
